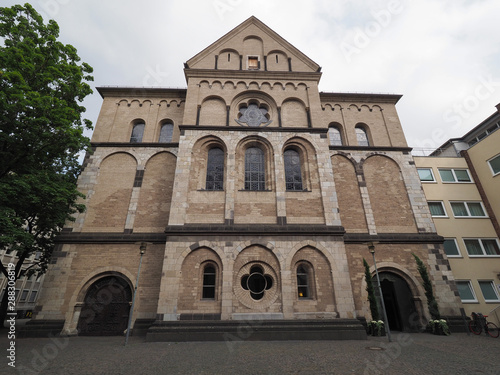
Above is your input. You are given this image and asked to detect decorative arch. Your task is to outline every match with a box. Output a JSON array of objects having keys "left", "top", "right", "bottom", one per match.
[
  {"left": 189, "top": 135, "right": 227, "bottom": 191},
  {"left": 199, "top": 96, "right": 227, "bottom": 126},
  {"left": 328, "top": 122, "right": 345, "bottom": 146},
  {"left": 230, "top": 91, "right": 278, "bottom": 127},
  {"left": 235, "top": 135, "right": 275, "bottom": 191},
  {"left": 362, "top": 154, "right": 417, "bottom": 233},
  {"left": 355, "top": 123, "right": 372, "bottom": 147},
  {"left": 158, "top": 119, "right": 174, "bottom": 143},
  {"left": 281, "top": 98, "right": 308, "bottom": 128}
]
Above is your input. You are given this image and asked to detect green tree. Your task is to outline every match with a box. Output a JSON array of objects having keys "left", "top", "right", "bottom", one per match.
[
  {"left": 363, "top": 258, "right": 379, "bottom": 321},
  {"left": 0, "top": 3, "right": 93, "bottom": 325},
  {"left": 412, "top": 253, "right": 440, "bottom": 320}
]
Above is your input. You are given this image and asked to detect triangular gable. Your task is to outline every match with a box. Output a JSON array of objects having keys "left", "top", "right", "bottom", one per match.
[{"left": 185, "top": 16, "right": 320, "bottom": 73}]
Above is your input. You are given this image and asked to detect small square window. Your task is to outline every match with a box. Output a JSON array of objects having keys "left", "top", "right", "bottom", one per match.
[
  {"left": 248, "top": 56, "right": 259, "bottom": 70},
  {"left": 443, "top": 239, "right": 460, "bottom": 257},
  {"left": 417, "top": 168, "right": 435, "bottom": 182},
  {"left": 428, "top": 201, "right": 446, "bottom": 217},
  {"left": 478, "top": 281, "right": 500, "bottom": 302},
  {"left": 456, "top": 281, "right": 477, "bottom": 302},
  {"left": 488, "top": 154, "right": 500, "bottom": 176}
]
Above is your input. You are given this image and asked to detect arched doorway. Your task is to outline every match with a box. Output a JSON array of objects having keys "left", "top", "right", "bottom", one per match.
[
  {"left": 376, "top": 272, "right": 418, "bottom": 332},
  {"left": 77, "top": 276, "right": 132, "bottom": 336}
]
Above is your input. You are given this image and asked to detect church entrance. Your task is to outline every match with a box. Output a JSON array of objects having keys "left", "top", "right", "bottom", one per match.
[
  {"left": 376, "top": 272, "right": 418, "bottom": 332},
  {"left": 77, "top": 276, "right": 132, "bottom": 336}
]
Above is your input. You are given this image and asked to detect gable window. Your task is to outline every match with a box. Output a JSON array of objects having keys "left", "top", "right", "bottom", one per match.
[
  {"left": 158, "top": 123, "right": 173, "bottom": 142},
  {"left": 428, "top": 201, "right": 447, "bottom": 217},
  {"left": 443, "top": 238, "right": 460, "bottom": 257},
  {"left": 456, "top": 281, "right": 477, "bottom": 302},
  {"left": 130, "top": 123, "right": 145, "bottom": 143},
  {"left": 202, "top": 264, "right": 216, "bottom": 299},
  {"left": 328, "top": 127, "right": 343, "bottom": 146},
  {"left": 297, "top": 264, "right": 312, "bottom": 299},
  {"left": 438, "top": 168, "right": 471, "bottom": 183},
  {"left": 245, "top": 147, "right": 265, "bottom": 190},
  {"left": 206, "top": 147, "right": 224, "bottom": 191},
  {"left": 488, "top": 154, "right": 500, "bottom": 176},
  {"left": 284, "top": 149, "right": 303, "bottom": 191},
  {"left": 450, "top": 202, "right": 486, "bottom": 217},
  {"left": 464, "top": 238, "right": 500, "bottom": 257},
  {"left": 417, "top": 168, "right": 435, "bottom": 182},
  {"left": 248, "top": 56, "right": 259, "bottom": 70},
  {"left": 355, "top": 127, "right": 370, "bottom": 146},
  {"left": 478, "top": 281, "right": 500, "bottom": 302}
]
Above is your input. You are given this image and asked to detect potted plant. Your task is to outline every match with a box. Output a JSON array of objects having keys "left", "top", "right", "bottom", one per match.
[{"left": 429, "top": 319, "right": 450, "bottom": 336}]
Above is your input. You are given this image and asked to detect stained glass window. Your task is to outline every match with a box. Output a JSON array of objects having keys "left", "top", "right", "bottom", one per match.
[
  {"left": 158, "top": 123, "right": 173, "bottom": 142},
  {"left": 245, "top": 147, "right": 265, "bottom": 190},
  {"left": 329, "top": 127, "right": 343, "bottom": 146},
  {"left": 130, "top": 123, "right": 145, "bottom": 143},
  {"left": 284, "top": 149, "right": 303, "bottom": 191},
  {"left": 206, "top": 148, "right": 224, "bottom": 190},
  {"left": 355, "top": 127, "right": 369, "bottom": 146}
]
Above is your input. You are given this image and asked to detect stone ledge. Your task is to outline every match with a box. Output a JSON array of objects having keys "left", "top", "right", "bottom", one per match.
[
  {"left": 344, "top": 232, "right": 444, "bottom": 244},
  {"left": 54, "top": 232, "right": 167, "bottom": 244},
  {"left": 146, "top": 319, "right": 367, "bottom": 342},
  {"left": 164, "top": 224, "right": 345, "bottom": 236}
]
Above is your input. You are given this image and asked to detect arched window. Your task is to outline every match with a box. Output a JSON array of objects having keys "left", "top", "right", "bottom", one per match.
[
  {"left": 297, "top": 264, "right": 311, "bottom": 299},
  {"left": 202, "top": 264, "right": 216, "bottom": 299},
  {"left": 206, "top": 147, "right": 224, "bottom": 191},
  {"left": 355, "top": 126, "right": 370, "bottom": 147},
  {"left": 245, "top": 147, "right": 265, "bottom": 190},
  {"left": 284, "top": 149, "right": 303, "bottom": 191},
  {"left": 130, "top": 123, "right": 145, "bottom": 143},
  {"left": 328, "top": 126, "right": 343, "bottom": 146},
  {"left": 158, "top": 123, "right": 173, "bottom": 142}
]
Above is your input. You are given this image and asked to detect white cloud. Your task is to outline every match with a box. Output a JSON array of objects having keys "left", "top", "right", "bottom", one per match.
[{"left": 2, "top": 0, "right": 500, "bottom": 151}]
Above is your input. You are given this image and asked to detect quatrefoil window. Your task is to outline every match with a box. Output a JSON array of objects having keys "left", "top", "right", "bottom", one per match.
[
  {"left": 240, "top": 265, "right": 273, "bottom": 300},
  {"left": 235, "top": 103, "right": 272, "bottom": 127}
]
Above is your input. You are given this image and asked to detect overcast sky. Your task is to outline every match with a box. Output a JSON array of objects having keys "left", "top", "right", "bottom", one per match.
[{"left": 4, "top": 0, "right": 500, "bottom": 153}]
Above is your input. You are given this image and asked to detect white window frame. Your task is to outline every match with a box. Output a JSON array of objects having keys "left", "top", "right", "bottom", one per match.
[
  {"left": 438, "top": 168, "right": 472, "bottom": 183},
  {"left": 443, "top": 238, "right": 461, "bottom": 257},
  {"left": 417, "top": 168, "right": 436, "bottom": 182},
  {"left": 450, "top": 201, "right": 487, "bottom": 218},
  {"left": 463, "top": 238, "right": 500, "bottom": 257},
  {"left": 487, "top": 154, "right": 500, "bottom": 176},
  {"left": 478, "top": 280, "right": 500, "bottom": 302},
  {"left": 456, "top": 280, "right": 478, "bottom": 303},
  {"left": 428, "top": 201, "right": 447, "bottom": 217}
]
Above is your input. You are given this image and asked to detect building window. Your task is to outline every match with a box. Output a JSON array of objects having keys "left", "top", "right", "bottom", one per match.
[
  {"left": 130, "top": 123, "right": 145, "bottom": 143},
  {"left": 206, "top": 147, "right": 224, "bottom": 191},
  {"left": 479, "top": 281, "right": 500, "bottom": 302},
  {"left": 296, "top": 264, "right": 312, "bottom": 299},
  {"left": 428, "top": 201, "right": 447, "bottom": 217},
  {"left": 240, "top": 264, "right": 273, "bottom": 301},
  {"left": 158, "top": 123, "right": 173, "bottom": 142},
  {"left": 28, "top": 291, "right": 37, "bottom": 303},
  {"left": 417, "top": 168, "right": 435, "bottom": 182},
  {"left": 464, "top": 238, "right": 500, "bottom": 257},
  {"left": 245, "top": 147, "right": 265, "bottom": 191},
  {"left": 438, "top": 168, "right": 471, "bottom": 183},
  {"left": 443, "top": 238, "right": 461, "bottom": 257},
  {"left": 328, "top": 127, "right": 343, "bottom": 146},
  {"left": 248, "top": 56, "right": 259, "bottom": 70},
  {"left": 450, "top": 202, "right": 486, "bottom": 217},
  {"left": 355, "top": 127, "right": 370, "bottom": 146},
  {"left": 456, "top": 281, "right": 477, "bottom": 302},
  {"left": 488, "top": 154, "right": 500, "bottom": 176},
  {"left": 19, "top": 290, "right": 29, "bottom": 302},
  {"left": 202, "top": 264, "right": 216, "bottom": 299},
  {"left": 284, "top": 149, "right": 303, "bottom": 191}
]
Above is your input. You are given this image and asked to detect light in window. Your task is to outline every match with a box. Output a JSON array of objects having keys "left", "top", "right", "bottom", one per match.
[{"left": 297, "top": 264, "right": 310, "bottom": 298}]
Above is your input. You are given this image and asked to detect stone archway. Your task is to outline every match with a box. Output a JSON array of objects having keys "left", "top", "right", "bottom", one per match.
[
  {"left": 77, "top": 276, "right": 132, "bottom": 336},
  {"left": 377, "top": 272, "right": 419, "bottom": 332}
]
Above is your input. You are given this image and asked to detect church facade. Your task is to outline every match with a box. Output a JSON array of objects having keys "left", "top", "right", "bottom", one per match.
[{"left": 31, "top": 17, "right": 462, "bottom": 338}]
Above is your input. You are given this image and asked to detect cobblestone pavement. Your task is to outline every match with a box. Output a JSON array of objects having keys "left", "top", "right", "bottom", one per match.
[{"left": 2, "top": 331, "right": 500, "bottom": 375}]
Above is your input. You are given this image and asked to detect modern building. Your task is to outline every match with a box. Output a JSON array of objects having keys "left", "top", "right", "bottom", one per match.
[
  {"left": 414, "top": 104, "right": 500, "bottom": 325},
  {"left": 27, "top": 17, "right": 462, "bottom": 339}
]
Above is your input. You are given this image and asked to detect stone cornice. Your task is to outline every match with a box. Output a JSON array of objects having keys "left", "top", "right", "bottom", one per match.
[
  {"left": 179, "top": 125, "right": 328, "bottom": 134},
  {"left": 330, "top": 145, "right": 413, "bottom": 153},
  {"left": 344, "top": 233, "right": 444, "bottom": 244},
  {"left": 184, "top": 69, "right": 322, "bottom": 82},
  {"left": 97, "top": 86, "right": 187, "bottom": 99},
  {"left": 90, "top": 142, "right": 179, "bottom": 148},
  {"left": 54, "top": 232, "right": 167, "bottom": 244},
  {"left": 320, "top": 92, "right": 403, "bottom": 104}
]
